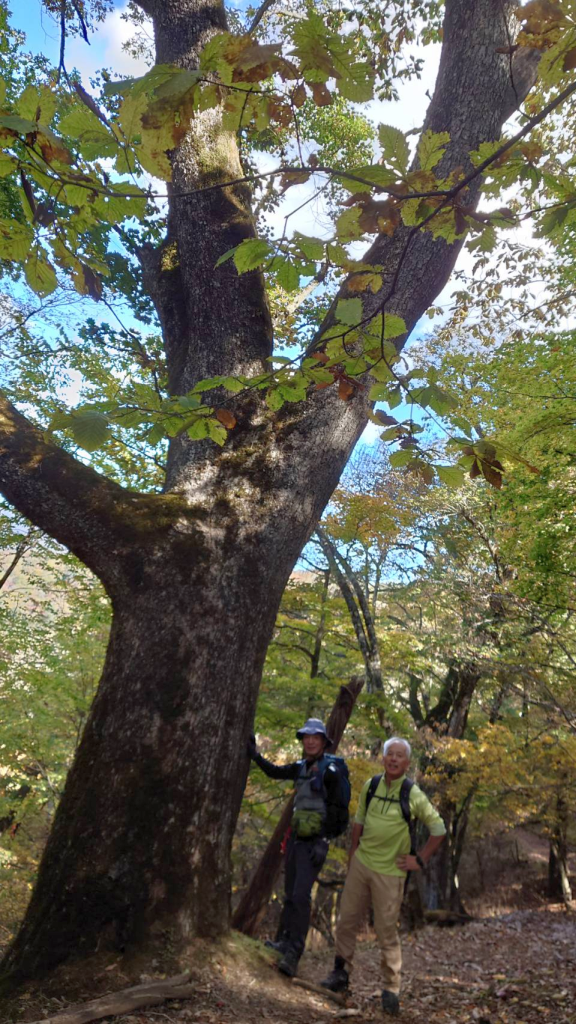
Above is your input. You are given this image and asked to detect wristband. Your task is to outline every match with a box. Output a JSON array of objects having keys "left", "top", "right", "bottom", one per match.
[{"left": 415, "top": 854, "right": 425, "bottom": 870}]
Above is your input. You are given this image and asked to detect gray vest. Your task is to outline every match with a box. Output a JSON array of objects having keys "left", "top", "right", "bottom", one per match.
[{"left": 294, "top": 759, "right": 327, "bottom": 820}]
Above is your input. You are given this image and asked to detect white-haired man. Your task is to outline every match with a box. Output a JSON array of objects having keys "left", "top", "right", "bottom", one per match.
[{"left": 320, "top": 737, "right": 446, "bottom": 1017}]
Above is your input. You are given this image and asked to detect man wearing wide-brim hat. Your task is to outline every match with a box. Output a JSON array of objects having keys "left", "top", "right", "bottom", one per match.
[{"left": 248, "top": 718, "right": 345, "bottom": 978}]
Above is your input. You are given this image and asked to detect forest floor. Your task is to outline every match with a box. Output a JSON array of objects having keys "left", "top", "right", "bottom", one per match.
[{"left": 4, "top": 902, "right": 574, "bottom": 1024}]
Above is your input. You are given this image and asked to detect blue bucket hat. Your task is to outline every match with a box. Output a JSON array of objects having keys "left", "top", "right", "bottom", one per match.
[{"left": 296, "top": 718, "right": 332, "bottom": 746}]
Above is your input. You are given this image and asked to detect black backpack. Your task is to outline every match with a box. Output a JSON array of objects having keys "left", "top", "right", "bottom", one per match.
[
  {"left": 322, "top": 755, "right": 351, "bottom": 839},
  {"left": 365, "top": 774, "right": 415, "bottom": 851}
]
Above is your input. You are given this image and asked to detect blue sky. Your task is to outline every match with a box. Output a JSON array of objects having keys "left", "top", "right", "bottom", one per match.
[{"left": 9, "top": 0, "right": 147, "bottom": 80}]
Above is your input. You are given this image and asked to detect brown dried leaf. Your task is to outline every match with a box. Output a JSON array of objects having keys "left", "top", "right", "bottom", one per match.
[
  {"left": 215, "top": 409, "right": 237, "bottom": 429},
  {"left": 347, "top": 272, "right": 382, "bottom": 294},
  {"left": 311, "top": 82, "right": 333, "bottom": 107},
  {"left": 292, "top": 84, "right": 307, "bottom": 108},
  {"left": 338, "top": 379, "right": 354, "bottom": 401},
  {"left": 564, "top": 46, "right": 576, "bottom": 70},
  {"left": 279, "top": 170, "right": 310, "bottom": 192},
  {"left": 38, "top": 133, "right": 73, "bottom": 165}
]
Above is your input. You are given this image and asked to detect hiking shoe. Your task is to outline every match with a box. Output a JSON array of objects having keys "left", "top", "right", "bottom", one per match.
[
  {"left": 278, "top": 948, "right": 300, "bottom": 977},
  {"left": 264, "top": 938, "right": 289, "bottom": 956},
  {"left": 321, "top": 956, "right": 349, "bottom": 993},
  {"left": 381, "top": 990, "right": 400, "bottom": 1016}
]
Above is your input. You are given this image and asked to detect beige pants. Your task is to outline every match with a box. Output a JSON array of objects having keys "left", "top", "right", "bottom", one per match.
[{"left": 335, "top": 854, "right": 404, "bottom": 994}]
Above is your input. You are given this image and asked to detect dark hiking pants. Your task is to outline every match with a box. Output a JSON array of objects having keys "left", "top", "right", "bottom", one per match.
[{"left": 279, "top": 834, "right": 328, "bottom": 957}]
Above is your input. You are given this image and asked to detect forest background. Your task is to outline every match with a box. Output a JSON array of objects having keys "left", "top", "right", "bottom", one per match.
[{"left": 0, "top": 0, "right": 575, "bottom": 999}]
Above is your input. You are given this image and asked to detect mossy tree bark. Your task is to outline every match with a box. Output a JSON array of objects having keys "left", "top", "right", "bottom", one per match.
[{"left": 0, "top": 0, "right": 538, "bottom": 985}]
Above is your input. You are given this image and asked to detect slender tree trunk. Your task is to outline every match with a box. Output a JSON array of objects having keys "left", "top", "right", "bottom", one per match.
[
  {"left": 548, "top": 789, "right": 573, "bottom": 906},
  {"left": 422, "top": 793, "right": 473, "bottom": 916},
  {"left": 232, "top": 676, "right": 364, "bottom": 936},
  {"left": 316, "top": 529, "right": 383, "bottom": 692}
]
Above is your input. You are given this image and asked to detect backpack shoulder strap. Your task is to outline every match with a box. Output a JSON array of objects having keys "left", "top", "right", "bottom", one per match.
[
  {"left": 399, "top": 777, "right": 414, "bottom": 826},
  {"left": 365, "top": 773, "right": 383, "bottom": 815}
]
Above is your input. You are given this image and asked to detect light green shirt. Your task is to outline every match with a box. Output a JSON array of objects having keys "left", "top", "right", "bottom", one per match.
[{"left": 354, "top": 774, "right": 446, "bottom": 877}]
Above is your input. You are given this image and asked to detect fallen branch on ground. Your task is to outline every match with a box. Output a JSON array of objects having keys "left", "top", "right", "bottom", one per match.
[
  {"left": 291, "top": 976, "right": 347, "bottom": 1006},
  {"left": 27, "top": 973, "right": 194, "bottom": 1024}
]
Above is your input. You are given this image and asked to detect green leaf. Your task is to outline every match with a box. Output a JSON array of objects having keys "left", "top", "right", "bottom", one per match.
[
  {"left": 265, "top": 388, "right": 284, "bottom": 411},
  {"left": 383, "top": 314, "right": 406, "bottom": 339},
  {"left": 337, "top": 62, "right": 374, "bottom": 103},
  {"left": 146, "top": 422, "right": 166, "bottom": 445},
  {"left": 222, "top": 376, "right": 245, "bottom": 393},
  {"left": 276, "top": 259, "right": 301, "bottom": 292},
  {"left": 369, "top": 382, "right": 392, "bottom": 401},
  {"left": 335, "top": 205, "right": 363, "bottom": 241},
  {"left": 427, "top": 384, "right": 458, "bottom": 416},
  {"left": 207, "top": 419, "right": 228, "bottom": 446},
  {"left": 380, "top": 425, "right": 401, "bottom": 441},
  {"left": 435, "top": 465, "right": 465, "bottom": 488},
  {"left": 132, "top": 383, "right": 162, "bottom": 411},
  {"left": 278, "top": 383, "right": 306, "bottom": 402},
  {"left": 290, "top": 14, "right": 334, "bottom": 84},
  {"left": 0, "top": 114, "right": 38, "bottom": 134},
  {"left": 467, "top": 224, "right": 497, "bottom": 253},
  {"left": 418, "top": 129, "right": 450, "bottom": 171},
  {"left": 340, "top": 164, "right": 398, "bottom": 192},
  {"left": 370, "top": 361, "right": 396, "bottom": 383},
  {"left": 16, "top": 84, "right": 41, "bottom": 121},
  {"left": 378, "top": 124, "right": 409, "bottom": 173},
  {"left": 0, "top": 219, "right": 33, "bottom": 260},
  {"left": 293, "top": 234, "right": 324, "bottom": 261},
  {"left": 389, "top": 448, "right": 414, "bottom": 468},
  {"left": 233, "top": 238, "right": 272, "bottom": 273},
  {"left": 192, "top": 376, "right": 226, "bottom": 393},
  {"left": 187, "top": 417, "right": 210, "bottom": 440},
  {"left": 215, "top": 246, "right": 238, "bottom": 268},
  {"left": 59, "top": 106, "right": 119, "bottom": 160},
  {"left": 0, "top": 153, "right": 16, "bottom": 178},
  {"left": 92, "top": 183, "right": 147, "bottom": 225},
  {"left": 336, "top": 298, "right": 362, "bottom": 326},
  {"left": 70, "top": 409, "right": 111, "bottom": 452},
  {"left": 326, "top": 242, "right": 349, "bottom": 266},
  {"left": 24, "top": 251, "right": 58, "bottom": 296}
]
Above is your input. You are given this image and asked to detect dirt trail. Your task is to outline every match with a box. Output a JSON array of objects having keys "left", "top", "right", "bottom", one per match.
[{"left": 5, "top": 906, "right": 575, "bottom": 1024}]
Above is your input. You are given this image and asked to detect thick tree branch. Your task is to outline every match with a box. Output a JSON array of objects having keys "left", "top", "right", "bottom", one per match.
[{"left": 0, "top": 393, "right": 183, "bottom": 591}]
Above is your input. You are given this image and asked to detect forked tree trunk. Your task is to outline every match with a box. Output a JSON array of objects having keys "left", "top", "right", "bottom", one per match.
[{"left": 0, "top": 0, "right": 539, "bottom": 991}]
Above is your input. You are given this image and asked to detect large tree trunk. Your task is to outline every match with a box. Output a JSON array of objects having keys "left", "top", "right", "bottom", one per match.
[
  {"left": 0, "top": 0, "right": 539, "bottom": 989},
  {"left": 1, "top": 555, "right": 284, "bottom": 979}
]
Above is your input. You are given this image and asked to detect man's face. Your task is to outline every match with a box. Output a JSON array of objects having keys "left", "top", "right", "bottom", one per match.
[
  {"left": 302, "top": 733, "right": 326, "bottom": 758},
  {"left": 383, "top": 743, "right": 410, "bottom": 780}
]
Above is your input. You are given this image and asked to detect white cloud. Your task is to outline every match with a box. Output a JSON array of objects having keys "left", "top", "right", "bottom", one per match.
[{"left": 67, "top": 4, "right": 151, "bottom": 81}]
